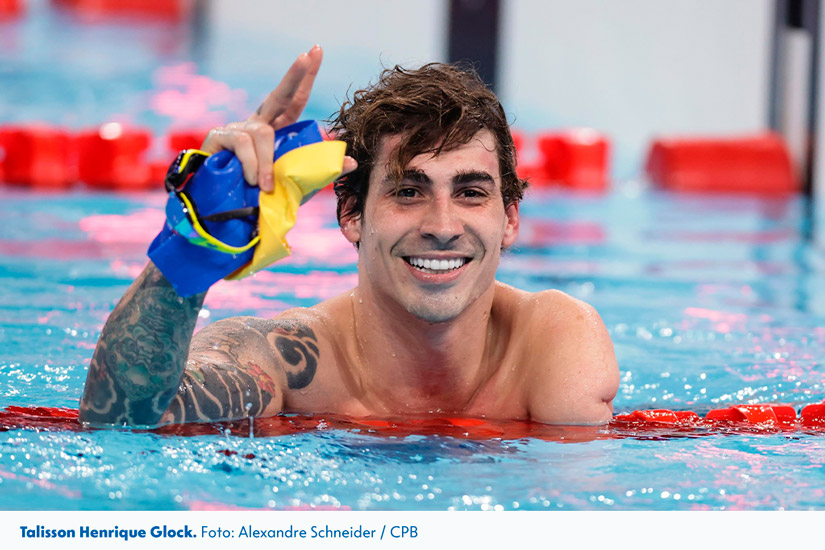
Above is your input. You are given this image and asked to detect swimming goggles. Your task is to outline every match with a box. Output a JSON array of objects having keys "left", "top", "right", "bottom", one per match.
[{"left": 163, "top": 149, "right": 260, "bottom": 255}]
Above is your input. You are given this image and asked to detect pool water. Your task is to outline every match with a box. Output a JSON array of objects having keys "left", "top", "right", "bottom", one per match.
[
  {"left": 4, "top": 0, "right": 825, "bottom": 512},
  {"left": 2, "top": 184, "right": 825, "bottom": 511}
]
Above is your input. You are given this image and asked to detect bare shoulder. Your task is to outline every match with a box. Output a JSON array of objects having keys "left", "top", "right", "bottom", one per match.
[
  {"left": 271, "top": 291, "right": 351, "bottom": 357},
  {"left": 269, "top": 291, "right": 355, "bottom": 389},
  {"left": 494, "top": 283, "right": 602, "bottom": 329},
  {"left": 497, "top": 284, "right": 619, "bottom": 425}
]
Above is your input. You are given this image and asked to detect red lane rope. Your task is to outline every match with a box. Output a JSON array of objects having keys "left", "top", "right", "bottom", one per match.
[{"left": 2, "top": 404, "right": 825, "bottom": 441}]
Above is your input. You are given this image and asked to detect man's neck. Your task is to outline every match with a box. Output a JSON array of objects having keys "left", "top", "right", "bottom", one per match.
[{"left": 349, "top": 284, "right": 499, "bottom": 415}]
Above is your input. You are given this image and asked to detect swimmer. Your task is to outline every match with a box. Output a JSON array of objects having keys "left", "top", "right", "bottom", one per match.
[{"left": 78, "top": 45, "right": 619, "bottom": 427}]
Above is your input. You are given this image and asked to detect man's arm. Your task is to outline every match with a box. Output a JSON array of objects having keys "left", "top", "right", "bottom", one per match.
[
  {"left": 527, "top": 291, "right": 620, "bottom": 425},
  {"left": 159, "top": 317, "right": 320, "bottom": 424},
  {"left": 79, "top": 263, "right": 204, "bottom": 426},
  {"left": 79, "top": 46, "right": 344, "bottom": 427},
  {"left": 80, "top": 264, "right": 321, "bottom": 427}
]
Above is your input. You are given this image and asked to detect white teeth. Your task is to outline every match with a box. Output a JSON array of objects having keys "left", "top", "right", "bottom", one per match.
[{"left": 407, "top": 257, "right": 467, "bottom": 272}]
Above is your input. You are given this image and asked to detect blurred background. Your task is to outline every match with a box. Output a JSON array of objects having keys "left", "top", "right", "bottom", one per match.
[{"left": 1, "top": 0, "right": 814, "bottom": 182}]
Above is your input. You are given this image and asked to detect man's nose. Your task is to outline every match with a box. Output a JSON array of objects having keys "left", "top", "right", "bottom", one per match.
[{"left": 419, "top": 196, "right": 464, "bottom": 245}]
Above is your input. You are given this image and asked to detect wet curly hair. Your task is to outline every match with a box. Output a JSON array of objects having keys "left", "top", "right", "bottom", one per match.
[{"left": 328, "top": 62, "right": 527, "bottom": 224}]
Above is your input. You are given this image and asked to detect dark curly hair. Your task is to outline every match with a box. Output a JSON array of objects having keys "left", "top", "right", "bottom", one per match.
[{"left": 329, "top": 62, "right": 527, "bottom": 224}]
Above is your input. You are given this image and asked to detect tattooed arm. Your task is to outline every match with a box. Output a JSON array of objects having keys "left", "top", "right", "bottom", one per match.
[
  {"left": 79, "top": 49, "right": 339, "bottom": 427},
  {"left": 161, "top": 316, "right": 321, "bottom": 424},
  {"left": 79, "top": 263, "right": 205, "bottom": 427},
  {"left": 80, "top": 263, "right": 322, "bottom": 427},
  {"left": 161, "top": 317, "right": 288, "bottom": 424}
]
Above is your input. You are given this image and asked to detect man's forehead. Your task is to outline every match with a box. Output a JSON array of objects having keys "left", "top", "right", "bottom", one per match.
[{"left": 374, "top": 130, "right": 499, "bottom": 173}]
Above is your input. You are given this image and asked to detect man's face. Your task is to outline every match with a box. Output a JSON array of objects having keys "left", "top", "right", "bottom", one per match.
[{"left": 341, "top": 130, "right": 519, "bottom": 323}]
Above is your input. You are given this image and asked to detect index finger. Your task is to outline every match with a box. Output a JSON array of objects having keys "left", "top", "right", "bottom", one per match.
[
  {"left": 250, "top": 48, "right": 317, "bottom": 127},
  {"left": 270, "top": 45, "right": 323, "bottom": 129}
]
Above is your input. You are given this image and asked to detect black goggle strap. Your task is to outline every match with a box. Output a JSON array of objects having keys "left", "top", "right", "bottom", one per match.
[
  {"left": 178, "top": 190, "right": 260, "bottom": 229},
  {"left": 164, "top": 149, "right": 210, "bottom": 193},
  {"left": 165, "top": 149, "right": 261, "bottom": 244},
  {"left": 202, "top": 206, "right": 260, "bottom": 223}
]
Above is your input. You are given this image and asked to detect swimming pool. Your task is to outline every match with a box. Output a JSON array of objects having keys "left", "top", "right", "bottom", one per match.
[
  {"left": 2, "top": 183, "right": 825, "bottom": 511},
  {"left": 4, "top": 0, "right": 825, "bottom": 513}
]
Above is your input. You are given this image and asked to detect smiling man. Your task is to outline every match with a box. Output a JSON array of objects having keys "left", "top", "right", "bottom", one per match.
[{"left": 79, "top": 47, "right": 619, "bottom": 428}]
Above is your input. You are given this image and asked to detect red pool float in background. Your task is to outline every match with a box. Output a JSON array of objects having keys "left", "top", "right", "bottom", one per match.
[
  {"left": 537, "top": 128, "right": 610, "bottom": 191},
  {"left": 0, "top": 125, "right": 76, "bottom": 189},
  {"left": 167, "top": 128, "right": 209, "bottom": 154},
  {"left": 645, "top": 132, "right": 798, "bottom": 194},
  {"left": 0, "top": 0, "right": 23, "bottom": 19},
  {"left": 76, "top": 123, "right": 153, "bottom": 190},
  {"left": 514, "top": 128, "right": 611, "bottom": 191},
  {"left": 51, "top": 0, "right": 191, "bottom": 21}
]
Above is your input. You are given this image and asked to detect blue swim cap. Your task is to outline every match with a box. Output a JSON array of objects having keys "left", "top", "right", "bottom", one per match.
[{"left": 148, "top": 120, "right": 329, "bottom": 297}]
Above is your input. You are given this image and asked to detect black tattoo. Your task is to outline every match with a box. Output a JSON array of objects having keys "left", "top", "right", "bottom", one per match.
[
  {"left": 165, "top": 362, "right": 274, "bottom": 423},
  {"left": 271, "top": 322, "right": 319, "bottom": 389},
  {"left": 163, "top": 317, "right": 281, "bottom": 424},
  {"left": 80, "top": 264, "right": 322, "bottom": 427},
  {"left": 164, "top": 318, "right": 319, "bottom": 424},
  {"left": 79, "top": 265, "right": 204, "bottom": 426}
]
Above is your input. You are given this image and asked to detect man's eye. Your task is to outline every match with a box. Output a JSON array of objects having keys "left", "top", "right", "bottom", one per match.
[
  {"left": 396, "top": 188, "right": 419, "bottom": 198},
  {"left": 460, "top": 188, "right": 486, "bottom": 199}
]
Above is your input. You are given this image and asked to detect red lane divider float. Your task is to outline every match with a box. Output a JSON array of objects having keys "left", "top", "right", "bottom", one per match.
[
  {"left": 537, "top": 129, "right": 610, "bottom": 191},
  {"left": 0, "top": 123, "right": 159, "bottom": 190},
  {"left": 76, "top": 123, "right": 153, "bottom": 190},
  {"left": 3, "top": 404, "right": 825, "bottom": 442},
  {"left": 166, "top": 128, "right": 208, "bottom": 153},
  {"left": 614, "top": 403, "right": 825, "bottom": 430},
  {"left": 0, "top": 0, "right": 23, "bottom": 19},
  {"left": 0, "top": 125, "right": 800, "bottom": 196},
  {"left": 516, "top": 128, "right": 610, "bottom": 191},
  {"left": 51, "top": 0, "right": 191, "bottom": 22},
  {"left": 645, "top": 132, "right": 798, "bottom": 194},
  {"left": 0, "top": 125, "right": 76, "bottom": 189}
]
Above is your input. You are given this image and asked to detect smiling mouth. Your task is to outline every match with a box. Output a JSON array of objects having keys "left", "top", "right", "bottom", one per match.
[{"left": 404, "top": 256, "right": 470, "bottom": 274}]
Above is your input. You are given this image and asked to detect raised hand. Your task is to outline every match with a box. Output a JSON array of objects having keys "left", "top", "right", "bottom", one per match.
[{"left": 200, "top": 45, "right": 355, "bottom": 192}]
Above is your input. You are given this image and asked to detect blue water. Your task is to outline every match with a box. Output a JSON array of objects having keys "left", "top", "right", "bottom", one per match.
[
  {"left": 3, "top": 186, "right": 825, "bottom": 511},
  {"left": 4, "top": 0, "right": 825, "bottom": 511}
]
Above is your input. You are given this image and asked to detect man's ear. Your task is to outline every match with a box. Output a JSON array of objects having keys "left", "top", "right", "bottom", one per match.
[
  {"left": 501, "top": 202, "right": 519, "bottom": 248},
  {"left": 339, "top": 197, "right": 362, "bottom": 245}
]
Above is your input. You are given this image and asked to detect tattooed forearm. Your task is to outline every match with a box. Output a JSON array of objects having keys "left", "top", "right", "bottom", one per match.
[{"left": 79, "top": 263, "right": 204, "bottom": 427}]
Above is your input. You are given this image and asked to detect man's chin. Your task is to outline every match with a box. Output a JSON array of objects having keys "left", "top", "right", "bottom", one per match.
[{"left": 405, "top": 301, "right": 464, "bottom": 324}]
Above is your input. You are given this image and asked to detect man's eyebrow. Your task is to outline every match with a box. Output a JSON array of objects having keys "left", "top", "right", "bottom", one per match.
[
  {"left": 382, "top": 169, "right": 495, "bottom": 186},
  {"left": 382, "top": 169, "right": 431, "bottom": 186},
  {"left": 401, "top": 169, "right": 431, "bottom": 184},
  {"left": 452, "top": 170, "right": 495, "bottom": 185}
]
